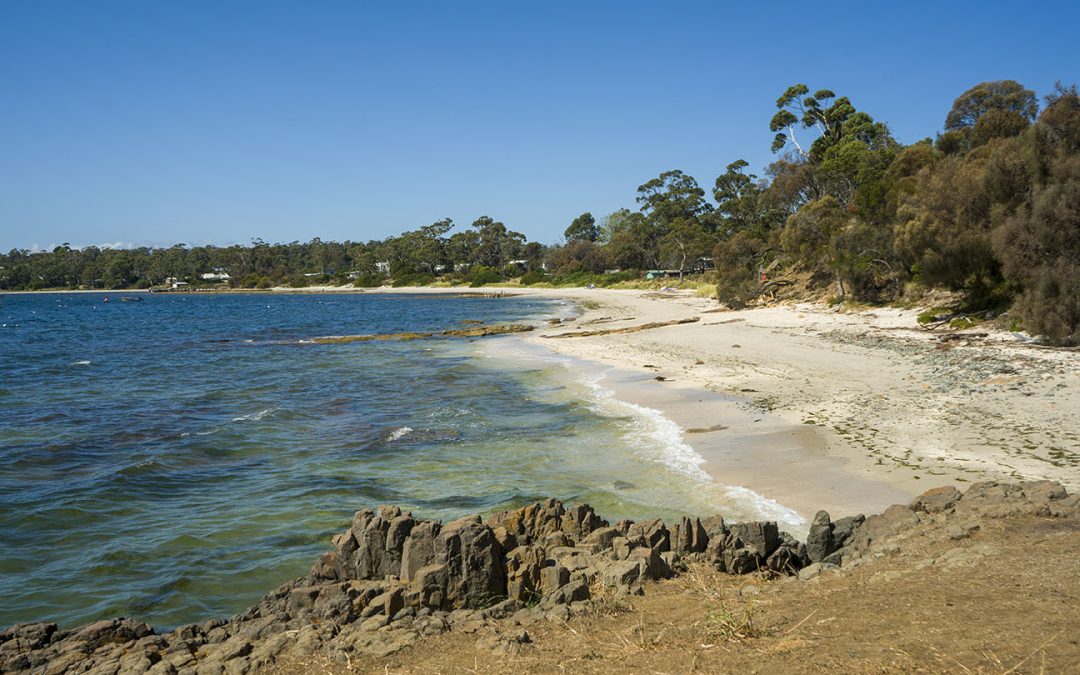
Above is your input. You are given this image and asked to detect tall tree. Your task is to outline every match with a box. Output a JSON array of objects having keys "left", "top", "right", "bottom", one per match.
[
  {"left": 945, "top": 80, "right": 1039, "bottom": 132},
  {"left": 564, "top": 212, "right": 598, "bottom": 242},
  {"left": 712, "top": 160, "right": 773, "bottom": 237},
  {"left": 636, "top": 170, "right": 712, "bottom": 225}
]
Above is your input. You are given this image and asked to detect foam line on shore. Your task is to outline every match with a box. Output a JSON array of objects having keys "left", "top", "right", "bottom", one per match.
[
  {"left": 578, "top": 371, "right": 710, "bottom": 482},
  {"left": 576, "top": 368, "right": 806, "bottom": 531}
]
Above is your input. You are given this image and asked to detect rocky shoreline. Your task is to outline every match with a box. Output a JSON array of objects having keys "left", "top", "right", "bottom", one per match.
[{"left": 2, "top": 480, "right": 1075, "bottom": 674}]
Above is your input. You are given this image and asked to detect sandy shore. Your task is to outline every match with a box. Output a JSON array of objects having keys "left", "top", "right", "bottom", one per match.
[
  {"left": 451, "top": 286, "right": 1079, "bottom": 522},
  {"left": 11, "top": 284, "right": 1076, "bottom": 523}
]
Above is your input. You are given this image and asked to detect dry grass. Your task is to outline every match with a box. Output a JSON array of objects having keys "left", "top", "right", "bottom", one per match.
[{"left": 277, "top": 514, "right": 1080, "bottom": 674}]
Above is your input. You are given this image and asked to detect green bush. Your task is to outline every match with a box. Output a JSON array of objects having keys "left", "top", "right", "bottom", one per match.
[
  {"left": 467, "top": 266, "right": 502, "bottom": 287},
  {"left": 352, "top": 274, "right": 385, "bottom": 288},
  {"left": 519, "top": 270, "right": 548, "bottom": 285},
  {"left": 392, "top": 272, "right": 435, "bottom": 287}
]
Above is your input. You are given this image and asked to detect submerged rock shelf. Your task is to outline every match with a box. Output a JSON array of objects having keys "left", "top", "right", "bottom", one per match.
[{"left": 310, "top": 323, "right": 535, "bottom": 344}]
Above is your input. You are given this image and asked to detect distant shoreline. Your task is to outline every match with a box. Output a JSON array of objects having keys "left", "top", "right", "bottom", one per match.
[{"left": 0, "top": 285, "right": 516, "bottom": 295}]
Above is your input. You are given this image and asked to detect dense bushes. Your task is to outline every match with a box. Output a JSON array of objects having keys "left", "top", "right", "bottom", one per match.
[
  {"left": 391, "top": 272, "right": 435, "bottom": 287},
  {"left": 466, "top": 266, "right": 502, "bottom": 287}
]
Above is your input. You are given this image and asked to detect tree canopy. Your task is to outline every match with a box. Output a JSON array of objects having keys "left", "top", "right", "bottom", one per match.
[{"left": 5, "top": 78, "right": 1077, "bottom": 343}]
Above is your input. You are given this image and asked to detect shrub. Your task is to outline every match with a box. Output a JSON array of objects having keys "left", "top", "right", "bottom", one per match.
[
  {"left": 391, "top": 272, "right": 435, "bottom": 287},
  {"left": 352, "top": 274, "right": 385, "bottom": 288},
  {"left": 467, "top": 266, "right": 502, "bottom": 287},
  {"left": 714, "top": 231, "right": 763, "bottom": 309},
  {"left": 519, "top": 270, "right": 548, "bottom": 285}
]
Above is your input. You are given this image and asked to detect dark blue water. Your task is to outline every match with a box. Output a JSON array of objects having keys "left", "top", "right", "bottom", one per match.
[
  {"left": 0, "top": 291, "right": 746, "bottom": 630},
  {"left": 0, "top": 292, "right": 569, "bottom": 626}
]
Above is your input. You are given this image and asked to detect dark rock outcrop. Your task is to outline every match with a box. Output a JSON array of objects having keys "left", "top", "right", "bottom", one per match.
[{"left": 3, "top": 481, "right": 1075, "bottom": 674}]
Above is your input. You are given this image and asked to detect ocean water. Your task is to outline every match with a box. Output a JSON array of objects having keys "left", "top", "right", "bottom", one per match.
[{"left": 0, "top": 291, "right": 792, "bottom": 630}]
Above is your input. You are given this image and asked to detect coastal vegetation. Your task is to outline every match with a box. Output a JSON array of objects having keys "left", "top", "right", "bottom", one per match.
[{"left": 2, "top": 80, "right": 1077, "bottom": 343}]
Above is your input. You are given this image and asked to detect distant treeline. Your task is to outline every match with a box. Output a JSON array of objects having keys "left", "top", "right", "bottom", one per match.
[{"left": 2, "top": 80, "right": 1078, "bottom": 343}]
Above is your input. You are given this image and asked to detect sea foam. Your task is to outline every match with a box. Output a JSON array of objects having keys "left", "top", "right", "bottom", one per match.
[{"left": 579, "top": 372, "right": 710, "bottom": 482}]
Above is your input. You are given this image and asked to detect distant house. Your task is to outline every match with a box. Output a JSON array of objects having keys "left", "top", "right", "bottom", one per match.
[
  {"left": 164, "top": 277, "right": 189, "bottom": 289},
  {"left": 644, "top": 269, "right": 682, "bottom": 280},
  {"left": 200, "top": 271, "right": 231, "bottom": 281},
  {"left": 375, "top": 261, "right": 391, "bottom": 275}
]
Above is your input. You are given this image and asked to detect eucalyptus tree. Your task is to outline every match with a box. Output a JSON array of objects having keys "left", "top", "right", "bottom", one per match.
[{"left": 564, "top": 212, "right": 598, "bottom": 242}]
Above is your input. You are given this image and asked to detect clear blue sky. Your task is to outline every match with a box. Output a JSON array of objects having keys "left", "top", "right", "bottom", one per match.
[{"left": 1, "top": 1, "right": 1077, "bottom": 251}]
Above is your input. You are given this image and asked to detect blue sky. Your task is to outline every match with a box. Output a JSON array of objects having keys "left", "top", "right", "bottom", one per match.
[{"left": 1, "top": 1, "right": 1078, "bottom": 251}]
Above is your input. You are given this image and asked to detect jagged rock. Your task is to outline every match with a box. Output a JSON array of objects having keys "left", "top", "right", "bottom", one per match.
[
  {"left": 671, "top": 516, "right": 709, "bottom": 554},
  {"left": 911, "top": 486, "right": 962, "bottom": 514},
  {"left": 660, "top": 550, "right": 684, "bottom": 574},
  {"left": 806, "top": 511, "right": 834, "bottom": 562},
  {"left": 832, "top": 514, "right": 865, "bottom": 548},
  {"left": 627, "top": 545, "right": 672, "bottom": 580},
  {"left": 504, "top": 545, "right": 546, "bottom": 603},
  {"left": 285, "top": 585, "right": 322, "bottom": 616},
  {"left": 547, "top": 546, "right": 593, "bottom": 572},
  {"left": 581, "top": 526, "right": 619, "bottom": 553},
  {"left": 335, "top": 507, "right": 417, "bottom": 581},
  {"left": 728, "top": 521, "right": 780, "bottom": 559},
  {"left": 407, "top": 564, "right": 448, "bottom": 609},
  {"left": 0, "top": 622, "right": 58, "bottom": 651},
  {"left": 360, "top": 588, "right": 404, "bottom": 619},
  {"left": 433, "top": 515, "right": 505, "bottom": 609},
  {"left": 560, "top": 503, "right": 607, "bottom": 540},
  {"left": 401, "top": 520, "right": 441, "bottom": 583},
  {"left": 611, "top": 535, "right": 632, "bottom": 560},
  {"left": 543, "top": 531, "right": 571, "bottom": 549},
  {"left": 723, "top": 547, "right": 760, "bottom": 575},
  {"left": 489, "top": 499, "right": 566, "bottom": 546},
  {"left": 626, "top": 519, "right": 670, "bottom": 551},
  {"left": 216, "top": 635, "right": 253, "bottom": 661},
  {"left": 603, "top": 560, "right": 641, "bottom": 588},
  {"left": 767, "top": 534, "right": 808, "bottom": 574},
  {"left": 540, "top": 564, "right": 570, "bottom": 594},
  {"left": 544, "top": 580, "right": 589, "bottom": 606},
  {"left": 481, "top": 599, "right": 519, "bottom": 621},
  {"left": 844, "top": 504, "right": 920, "bottom": 559},
  {"left": 491, "top": 526, "right": 517, "bottom": 553},
  {"left": 9, "top": 483, "right": 1072, "bottom": 674}
]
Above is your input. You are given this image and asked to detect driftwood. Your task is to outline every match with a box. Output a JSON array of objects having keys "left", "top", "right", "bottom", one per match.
[
  {"left": 937, "top": 332, "right": 990, "bottom": 342},
  {"left": 544, "top": 317, "right": 700, "bottom": 339}
]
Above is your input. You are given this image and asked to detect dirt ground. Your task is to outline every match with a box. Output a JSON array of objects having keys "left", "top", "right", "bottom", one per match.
[{"left": 278, "top": 512, "right": 1080, "bottom": 674}]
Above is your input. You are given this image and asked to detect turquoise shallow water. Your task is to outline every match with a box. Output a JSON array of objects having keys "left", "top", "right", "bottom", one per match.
[{"left": 0, "top": 291, "right": 755, "bottom": 630}]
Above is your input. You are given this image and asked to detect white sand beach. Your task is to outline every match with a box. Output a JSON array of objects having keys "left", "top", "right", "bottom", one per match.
[{"left": 489, "top": 287, "right": 1078, "bottom": 522}]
